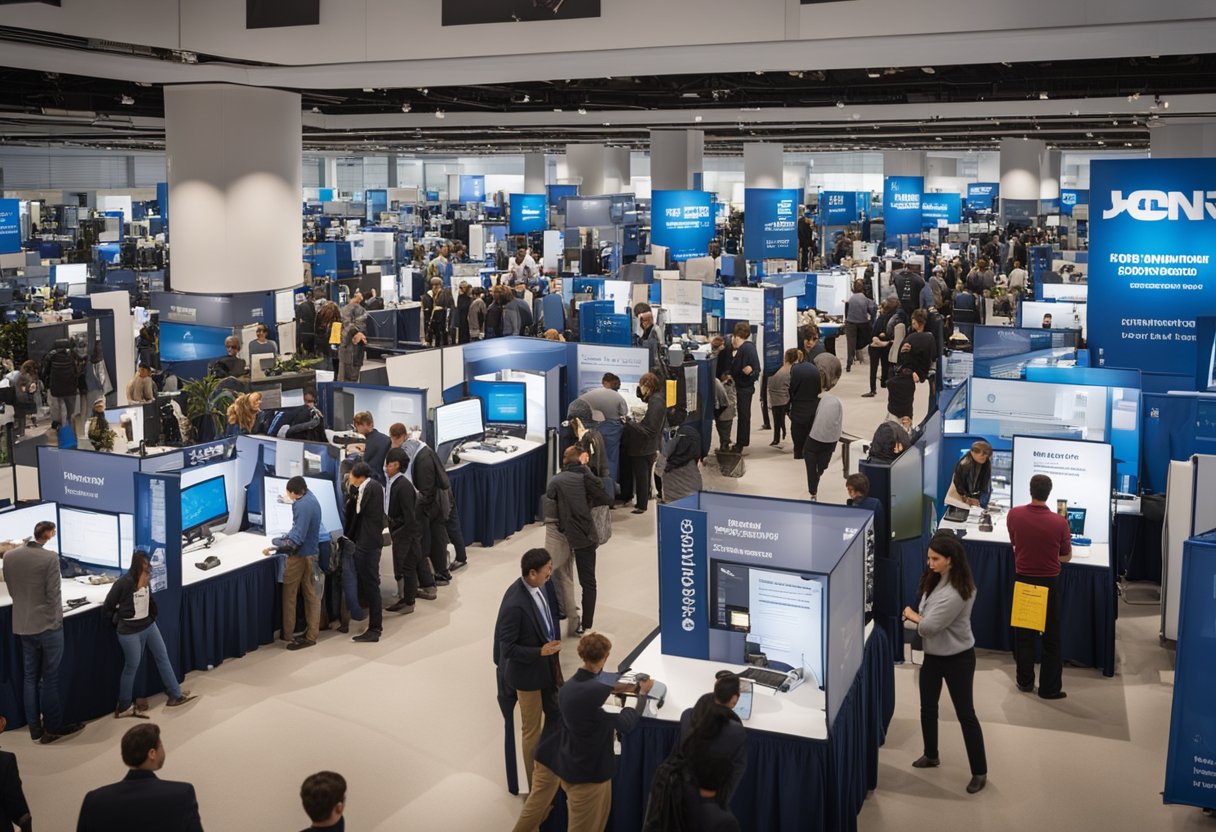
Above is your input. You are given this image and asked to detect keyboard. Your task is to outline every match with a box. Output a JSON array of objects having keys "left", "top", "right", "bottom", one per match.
[{"left": 738, "top": 667, "right": 791, "bottom": 689}]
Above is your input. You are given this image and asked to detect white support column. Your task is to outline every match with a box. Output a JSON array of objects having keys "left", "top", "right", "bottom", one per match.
[
  {"left": 744, "top": 143, "right": 784, "bottom": 189},
  {"left": 1039, "top": 148, "right": 1061, "bottom": 204},
  {"left": 999, "top": 138, "right": 1044, "bottom": 224},
  {"left": 566, "top": 144, "right": 605, "bottom": 195},
  {"left": 524, "top": 152, "right": 546, "bottom": 192},
  {"left": 650, "top": 129, "right": 704, "bottom": 191}
]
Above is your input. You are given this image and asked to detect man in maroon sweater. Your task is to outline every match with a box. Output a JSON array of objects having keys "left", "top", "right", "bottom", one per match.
[{"left": 1005, "top": 474, "right": 1072, "bottom": 700}]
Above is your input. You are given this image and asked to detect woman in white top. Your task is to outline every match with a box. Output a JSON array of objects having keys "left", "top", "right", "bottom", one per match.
[{"left": 902, "top": 531, "right": 987, "bottom": 794}]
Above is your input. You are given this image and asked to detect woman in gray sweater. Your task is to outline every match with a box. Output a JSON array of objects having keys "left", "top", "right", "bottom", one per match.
[{"left": 902, "top": 531, "right": 987, "bottom": 794}]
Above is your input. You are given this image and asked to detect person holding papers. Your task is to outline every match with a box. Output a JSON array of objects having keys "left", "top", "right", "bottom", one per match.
[
  {"left": 1005, "top": 474, "right": 1072, "bottom": 700},
  {"left": 947, "top": 440, "right": 992, "bottom": 508},
  {"left": 902, "top": 531, "right": 987, "bottom": 795},
  {"left": 262, "top": 477, "right": 323, "bottom": 651}
]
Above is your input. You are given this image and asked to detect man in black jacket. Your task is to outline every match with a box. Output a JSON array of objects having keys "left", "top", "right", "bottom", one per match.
[
  {"left": 351, "top": 412, "right": 391, "bottom": 484},
  {"left": 76, "top": 723, "right": 203, "bottom": 832},
  {"left": 729, "top": 323, "right": 760, "bottom": 452},
  {"left": 787, "top": 342, "right": 821, "bottom": 462},
  {"left": 42, "top": 337, "right": 83, "bottom": 435},
  {"left": 678, "top": 674, "right": 748, "bottom": 809},
  {"left": 493, "top": 549, "right": 563, "bottom": 791},
  {"left": 404, "top": 433, "right": 467, "bottom": 581},
  {"left": 344, "top": 462, "right": 386, "bottom": 643},
  {"left": 0, "top": 718, "right": 31, "bottom": 832},
  {"left": 384, "top": 448, "right": 437, "bottom": 615}
]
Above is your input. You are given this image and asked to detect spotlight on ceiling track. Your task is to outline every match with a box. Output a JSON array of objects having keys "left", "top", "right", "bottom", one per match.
[
  {"left": 119, "top": 95, "right": 134, "bottom": 105},
  {"left": 920, "top": 66, "right": 936, "bottom": 75},
  {"left": 836, "top": 100, "right": 845, "bottom": 108},
  {"left": 401, "top": 103, "right": 411, "bottom": 113},
  {"left": 434, "top": 110, "right": 445, "bottom": 119},
  {"left": 866, "top": 69, "right": 881, "bottom": 79},
  {"left": 1039, "top": 92, "right": 1049, "bottom": 100}
]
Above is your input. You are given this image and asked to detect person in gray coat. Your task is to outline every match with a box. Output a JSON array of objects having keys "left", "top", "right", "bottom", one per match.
[
  {"left": 619, "top": 373, "right": 666, "bottom": 514},
  {"left": 766, "top": 348, "right": 796, "bottom": 447},
  {"left": 546, "top": 446, "right": 612, "bottom": 634}
]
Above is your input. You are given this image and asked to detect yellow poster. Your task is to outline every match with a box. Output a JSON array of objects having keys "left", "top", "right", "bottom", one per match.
[
  {"left": 665, "top": 379, "right": 678, "bottom": 407},
  {"left": 1010, "top": 581, "right": 1049, "bottom": 632},
  {"left": 329, "top": 321, "right": 343, "bottom": 346}
]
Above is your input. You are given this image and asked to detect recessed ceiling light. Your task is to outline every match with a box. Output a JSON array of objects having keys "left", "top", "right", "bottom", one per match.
[
  {"left": 836, "top": 100, "right": 845, "bottom": 108},
  {"left": 694, "top": 115, "right": 703, "bottom": 122}
]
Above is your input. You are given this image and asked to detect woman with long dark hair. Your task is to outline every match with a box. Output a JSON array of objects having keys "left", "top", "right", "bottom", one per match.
[
  {"left": 103, "top": 551, "right": 197, "bottom": 718},
  {"left": 902, "top": 531, "right": 987, "bottom": 794}
]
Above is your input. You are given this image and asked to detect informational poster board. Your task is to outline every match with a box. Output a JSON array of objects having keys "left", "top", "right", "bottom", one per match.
[
  {"left": 1010, "top": 435, "right": 1112, "bottom": 544},
  {"left": 661, "top": 278, "right": 703, "bottom": 324},
  {"left": 724, "top": 287, "right": 764, "bottom": 323}
]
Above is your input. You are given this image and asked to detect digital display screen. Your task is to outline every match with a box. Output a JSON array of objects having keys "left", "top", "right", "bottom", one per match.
[
  {"left": 53, "top": 263, "right": 88, "bottom": 285},
  {"left": 159, "top": 322, "right": 233, "bottom": 362},
  {"left": 467, "top": 380, "right": 527, "bottom": 425},
  {"left": 0, "top": 504, "right": 60, "bottom": 556},
  {"left": 58, "top": 507, "right": 122, "bottom": 569},
  {"left": 181, "top": 475, "right": 229, "bottom": 531},
  {"left": 434, "top": 399, "right": 484, "bottom": 447}
]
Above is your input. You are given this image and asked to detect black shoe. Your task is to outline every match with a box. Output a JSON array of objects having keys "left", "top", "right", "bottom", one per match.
[
  {"left": 337, "top": 623, "right": 349, "bottom": 634},
  {"left": 966, "top": 775, "right": 987, "bottom": 794},
  {"left": 435, "top": 574, "right": 452, "bottom": 586},
  {"left": 769, "top": 440, "right": 780, "bottom": 447},
  {"left": 416, "top": 586, "right": 438, "bottom": 601},
  {"left": 352, "top": 630, "right": 381, "bottom": 643},
  {"left": 1039, "top": 691, "right": 1067, "bottom": 700},
  {"left": 631, "top": 508, "right": 646, "bottom": 515},
  {"left": 760, "top": 424, "right": 771, "bottom": 431},
  {"left": 386, "top": 599, "right": 414, "bottom": 613},
  {"left": 911, "top": 756, "right": 940, "bottom": 768},
  {"left": 287, "top": 638, "right": 317, "bottom": 650},
  {"left": 861, "top": 391, "right": 877, "bottom": 398},
  {"left": 450, "top": 559, "right": 468, "bottom": 572},
  {"left": 575, "top": 625, "right": 586, "bottom": 636},
  {"left": 40, "top": 722, "right": 85, "bottom": 744},
  {"left": 1016, "top": 683, "right": 1034, "bottom": 693}
]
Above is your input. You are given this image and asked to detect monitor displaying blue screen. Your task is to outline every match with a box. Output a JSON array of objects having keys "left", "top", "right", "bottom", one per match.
[
  {"left": 467, "top": 381, "right": 527, "bottom": 425},
  {"left": 159, "top": 322, "right": 232, "bottom": 362},
  {"left": 1066, "top": 507, "right": 1088, "bottom": 536},
  {"left": 181, "top": 476, "right": 229, "bottom": 531}
]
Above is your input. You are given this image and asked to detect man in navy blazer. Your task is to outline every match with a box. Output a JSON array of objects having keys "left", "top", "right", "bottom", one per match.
[
  {"left": 77, "top": 723, "right": 203, "bottom": 832},
  {"left": 493, "top": 548, "right": 563, "bottom": 790}
]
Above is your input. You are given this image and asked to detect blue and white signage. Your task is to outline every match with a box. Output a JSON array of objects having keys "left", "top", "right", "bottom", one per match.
[
  {"left": 744, "top": 188, "right": 800, "bottom": 260},
  {"left": 0, "top": 199, "right": 20, "bottom": 254},
  {"left": 658, "top": 502, "right": 709, "bottom": 658},
  {"left": 508, "top": 193, "right": 547, "bottom": 234},
  {"left": 883, "top": 176, "right": 923, "bottom": 238},
  {"left": 967, "top": 182, "right": 999, "bottom": 211},
  {"left": 921, "top": 193, "right": 962, "bottom": 227},
  {"left": 1088, "top": 159, "right": 1216, "bottom": 378},
  {"left": 458, "top": 175, "right": 485, "bottom": 204},
  {"left": 819, "top": 191, "right": 860, "bottom": 226},
  {"left": 651, "top": 190, "right": 715, "bottom": 261},
  {"left": 1060, "top": 189, "right": 1089, "bottom": 217},
  {"left": 38, "top": 448, "right": 137, "bottom": 514}
]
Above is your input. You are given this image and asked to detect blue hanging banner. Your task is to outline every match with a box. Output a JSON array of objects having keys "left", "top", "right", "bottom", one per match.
[
  {"left": 967, "top": 182, "right": 999, "bottom": 211},
  {"left": 458, "top": 175, "right": 485, "bottom": 203},
  {"left": 819, "top": 191, "right": 859, "bottom": 226},
  {"left": 366, "top": 189, "right": 388, "bottom": 222},
  {"left": 1060, "top": 189, "right": 1089, "bottom": 216},
  {"left": 0, "top": 199, "right": 21, "bottom": 254},
  {"left": 657, "top": 503, "right": 709, "bottom": 659},
  {"left": 762, "top": 287, "right": 786, "bottom": 372},
  {"left": 883, "top": 176, "right": 924, "bottom": 238},
  {"left": 743, "top": 188, "right": 800, "bottom": 260},
  {"left": 651, "top": 190, "right": 715, "bottom": 261},
  {"left": 1088, "top": 158, "right": 1216, "bottom": 378},
  {"left": 920, "top": 193, "right": 962, "bottom": 227},
  {"left": 509, "top": 193, "right": 548, "bottom": 234}
]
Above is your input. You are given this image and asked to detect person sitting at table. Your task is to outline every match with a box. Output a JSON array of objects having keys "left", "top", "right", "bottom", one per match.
[
  {"left": 126, "top": 364, "right": 157, "bottom": 404},
  {"left": 248, "top": 325, "right": 278, "bottom": 361},
  {"left": 947, "top": 440, "right": 992, "bottom": 508},
  {"left": 103, "top": 550, "right": 198, "bottom": 718},
  {"left": 211, "top": 336, "right": 246, "bottom": 379}
]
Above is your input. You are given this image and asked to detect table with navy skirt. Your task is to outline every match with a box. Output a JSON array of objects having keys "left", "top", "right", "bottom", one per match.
[{"left": 448, "top": 444, "right": 548, "bottom": 548}]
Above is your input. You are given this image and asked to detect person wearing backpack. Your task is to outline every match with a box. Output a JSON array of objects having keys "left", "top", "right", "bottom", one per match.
[{"left": 42, "top": 338, "right": 83, "bottom": 437}]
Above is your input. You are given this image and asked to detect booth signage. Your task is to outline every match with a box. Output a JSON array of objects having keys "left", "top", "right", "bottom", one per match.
[
  {"left": 185, "top": 440, "right": 232, "bottom": 468},
  {"left": 509, "top": 193, "right": 548, "bottom": 234},
  {"left": 458, "top": 175, "right": 485, "bottom": 204},
  {"left": 1088, "top": 158, "right": 1216, "bottom": 378},
  {"left": 883, "top": 176, "right": 924, "bottom": 238},
  {"left": 743, "top": 188, "right": 800, "bottom": 260},
  {"left": 763, "top": 288, "right": 785, "bottom": 373},
  {"left": 658, "top": 505, "right": 709, "bottom": 658},
  {"left": 819, "top": 191, "right": 859, "bottom": 226},
  {"left": 921, "top": 193, "right": 961, "bottom": 227},
  {"left": 1060, "top": 188, "right": 1089, "bottom": 217},
  {"left": 0, "top": 199, "right": 20, "bottom": 254},
  {"left": 650, "top": 190, "right": 715, "bottom": 261},
  {"left": 967, "top": 183, "right": 999, "bottom": 211},
  {"left": 38, "top": 449, "right": 137, "bottom": 515}
]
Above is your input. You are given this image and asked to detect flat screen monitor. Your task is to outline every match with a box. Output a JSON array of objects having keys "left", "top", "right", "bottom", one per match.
[
  {"left": 0, "top": 504, "right": 60, "bottom": 556},
  {"left": 1067, "top": 507, "right": 1088, "bottom": 536},
  {"left": 467, "top": 380, "right": 527, "bottom": 426},
  {"left": 159, "top": 322, "right": 233, "bottom": 362},
  {"left": 104, "top": 406, "right": 144, "bottom": 447},
  {"left": 433, "top": 399, "right": 484, "bottom": 447},
  {"left": 332, "top": 390, "right": 355, "bottom": 432},
  {"left": 53, "top": 263, "right": 88, "bottom": 285},
  {"left": 261, "top": 475, "right": 344, "bottom": 538},
  {"left": 181, "top": 475, "right": 229, "bottom": 533},
  {"left": 58, "top": 507, "right": 122, "bottom": 569}
]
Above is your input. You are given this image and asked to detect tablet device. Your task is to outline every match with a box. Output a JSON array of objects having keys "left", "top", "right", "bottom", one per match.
[{"left": 732, "top": 678, "right": 754, "bottom": 721}]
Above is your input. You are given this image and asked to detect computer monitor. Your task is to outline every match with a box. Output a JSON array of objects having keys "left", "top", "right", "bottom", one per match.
[
  {"left": 159, "top": 322, "right": 233, "bottom": 362},
  {"left": 1066, "top": 507, "right": 1088, "bottom": 536},
  {"left": 58, "top": 507, "right": 123, "bottom": 570},
  {"left": 433, "top": 399, "right": 485, "bottom": 448},
  {"left": 467, "top": 381, "right": 527, "bottom": 430},
  {"left": 53, "top": 263, "right": 88, "bottom": 285},
  {"left": 261, "top": 475, "right": 344, "bottom": 538},
  {"left": 180, "top": 476, "right": 229, "bottom": 537},
  {"left": 104, "top": 406, "right": 144, "bottom": 447},
  {"left": 0, "top": 503, "right": 60, "bottom": 556},
  {"left": 251, "top": 353, "right": 277, "bottom": 380},
  {"left": 332, "top": 390, "right": 356, "bottom": 431}
]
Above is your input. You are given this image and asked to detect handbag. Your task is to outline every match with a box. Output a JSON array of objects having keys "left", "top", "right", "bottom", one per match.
[{"left": 591, "top": 504, "right": 612, "bottom": 546}]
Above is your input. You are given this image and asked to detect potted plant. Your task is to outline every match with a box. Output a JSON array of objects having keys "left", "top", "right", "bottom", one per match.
[{"left": 182, "top": 374, "right": 237, "bottom": 442}]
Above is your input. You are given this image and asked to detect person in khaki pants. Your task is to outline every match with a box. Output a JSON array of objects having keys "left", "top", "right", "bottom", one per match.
[
  {"left": 512, "top": 633, "right": 653, "bottom": 832},
  {"left": 264, "top": 476, "right": 323, "bottom": 650}
]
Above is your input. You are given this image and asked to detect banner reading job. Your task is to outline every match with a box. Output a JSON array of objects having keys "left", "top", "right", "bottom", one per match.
[
  {"left": 651, "top": 190, "right": 715, "bottom": 261},
  {"left": 743, "top": 188, "right": 799, "bottom": 260},
  {"left": 1088, "top": 159, "right": 1216, "bottom": 377}
]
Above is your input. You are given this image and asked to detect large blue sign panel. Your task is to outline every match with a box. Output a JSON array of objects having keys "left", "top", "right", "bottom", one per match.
[
  {"left": 967, "top": 182, "right": 999, "bottom": 210},
  {"left": 921, "top": 193, "right": 962, "bottom": 227},
  {"left": 1060, "top": 188, "right": 1089, "bottom": 216},
  {"left": 508, "top": 193, "right": 547, "bottom": 234},
  {"left": 883, "top": 176, "right": 923, "bottom": 238},
  {"left": 819, "top": 191, "right": 859, "bottom": 226},
  {"left": 744, "top": 188, "right": 799, "bottom": 260},
  {"left": 458, "top": 175, "right": 485, "bottom": 203},
  {"left": 657, "top": 502, "right": 709, "bottom": 659},
  {"left": 1088, "top": 158, "right": 1216, "bottom": 377},
  {"left": 0, "top": 199, "right": 20, "bottom": 254},
  {"left": 651, "top": 190, "right": 715, "bottom": 261}
]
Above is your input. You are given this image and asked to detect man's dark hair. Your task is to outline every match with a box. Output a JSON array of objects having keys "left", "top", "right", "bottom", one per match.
[
  {"left": 286, "top": 476, "right": 308, "bottom": 496},
  {"left": 350, "top": 462, "right": 372, "bottom": 480},
  {"left": 33, "top": 521, "right": 55, "bottom": 541},
  {"left": 911, "top": 309, "right": 928, "bottom": 327},
  {"left": 845, "top": 473, "right": 870, "bottom": 498},
  {"left": 120, "top": 723, "right": 161, "bottom": 768},
  {"left": 385, "top": 447, "right": 409, "bottom": 469},
  {"left": 732, "top": 322, "right": 751, "bottom": 339},
  {"left": 713, "top": 673, "right": 740, "bottom": 704},
  {"left": 520, "top": 547, "right": 552, "bottom": 578},
  {"left": 601, "top": 373, "right": 620, "bottom": 389},
  {"left": 300, "top": 771, "right": 346, "bottom": 823},
  {"left": 1029, "top": 474, "right": 1053, "bottom": 502}
]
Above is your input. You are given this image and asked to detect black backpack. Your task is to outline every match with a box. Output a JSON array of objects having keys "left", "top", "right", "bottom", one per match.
[
  {"left": 641, "top": 749, "right": 692, "bottom": 832},
  {"left": 43, "top": 341, "right": 81, "bottom": 398}
]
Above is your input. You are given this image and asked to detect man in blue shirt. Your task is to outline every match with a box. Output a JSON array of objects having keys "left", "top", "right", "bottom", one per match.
[
  {"left": 264, "top": 476, "right": 323, "bottom": 650},
  {"left": 729, "top": 322, "right": 760, "bottom": 452}
]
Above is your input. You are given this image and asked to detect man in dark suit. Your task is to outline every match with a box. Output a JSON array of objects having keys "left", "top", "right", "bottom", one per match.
[
  {"left": 384, "top": 448, "right": 438, "bottom": 614},
  {"left": 351, "top": 412, "right": 391, "bottom": 484},
  {"left": 76, "top": 723, "right": 202, "bottom": 832},
  {"left": 787, "top": 337, "right": 822, "bottom": 462},
  {"left": 493, "top": 548, "right": 562, "bottom": 791},
  {"left": 0, "top": 718, "right": 31, "bottom": 832},
  {"left": 729, "top": 323, "right": 760, "bottom": 452},
  {"left": 344, "top": 462, "right": 386, "bottom": 643}
]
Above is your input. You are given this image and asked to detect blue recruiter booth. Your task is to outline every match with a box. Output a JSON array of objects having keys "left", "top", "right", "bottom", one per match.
[{"left": 597, "top": 492, "right": 890, "bottom": 832}]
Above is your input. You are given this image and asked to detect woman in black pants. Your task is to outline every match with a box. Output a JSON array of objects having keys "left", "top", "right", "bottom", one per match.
[
  {"left": 902, "top": 531, "right": 987, "bottom": 794},
  {"left": 619, "top": 373, "right": 666, "bottom": 514},
  {"left": 547, "top": 445, "right": 612, "bottom": 634},
  {"left": 865, "top": 298, "right": 901, "bottom": 398}
]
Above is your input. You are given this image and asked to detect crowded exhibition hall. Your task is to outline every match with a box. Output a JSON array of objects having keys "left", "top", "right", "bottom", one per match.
[{"left": 0, "top": 1, "right": 1215, "bottom": 829}]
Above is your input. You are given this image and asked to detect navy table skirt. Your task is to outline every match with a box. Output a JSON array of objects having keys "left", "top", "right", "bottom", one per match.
[
  {"left": 900, "top": 539, "right": 1117, "bottom": 677},
  {"left": 449, "top": 446, "right": 548, "bottom": 548},
  {"left": 601, "top": 628, "right": 894, "bottom": 832},
  {"left": 177, "top": 558, "right": 278, "bottom": 675}
]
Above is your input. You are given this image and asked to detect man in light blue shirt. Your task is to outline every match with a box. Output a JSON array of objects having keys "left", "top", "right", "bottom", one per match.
[{"left": 263, "top": 476, "right": 323, "bottom": 650}]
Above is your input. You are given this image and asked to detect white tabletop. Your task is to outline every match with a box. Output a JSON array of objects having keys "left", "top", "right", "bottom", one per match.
[
  {"left": 180, "top": 531, "right": 272, "bottom": 587},
  {"left": 451, "top": 438, "right": 543, "bottom": 467},
  {"left": 625, "top": 623, "right": 876, "bottom": 742},
  {"left": 0, "top": 577, "right": 114, "bottom": 619},
  {"left": 938, "top": 509, "right": 1111, "bottom": 569}
]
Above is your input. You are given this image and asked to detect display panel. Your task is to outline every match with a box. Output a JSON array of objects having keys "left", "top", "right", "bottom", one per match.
[
  {"left": 433, "top": 399, "right": 484, "bottom": 447},
  {"left": 972, "top": 326, "right": 1077, "bottom": 379},
  {"left": 0, "top": 503, "right": 60, "bottom": 555},
  {"left": 104, "top": 406, "right": 144, "bottom": 446},
  {"left": 158, "top": 322, "right": 233, "bottom": 362},
  {"left": 58, "top": 507, "right": 121, "bottom": 569},
  {"left": 509, "top": 194, "right": 548, "bottom": 235},
  {"left": 968, "top": 377, "right": 1108, "bottom": 443},
  {"left": 889, "top": 441, "right": 924, "bottom": 540},
  {"left": 1020, "top": 300, "right": 1087, "bottom": 339},
  {"left": 650, "top": 190, "right": 715, "bottom": 261},
  {"left": 180, "top": 475, "right": 229, "bottom": 532},
  {"left": 467, "top": 380, "right": 527, "bottom": 425},
  {"left": 53, "top": 263, "right": 88, "bottom": 285},
  {"left": 1011, "top": 435, "right": 1112, "bottom": 545},
  {"left": 827, "top": 531, "right": 865, "bottom": 729}
]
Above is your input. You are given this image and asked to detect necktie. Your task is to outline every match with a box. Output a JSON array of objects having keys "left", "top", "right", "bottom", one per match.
[{"left": 537, "top": 589, "right": 555, "bottom": 641}]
